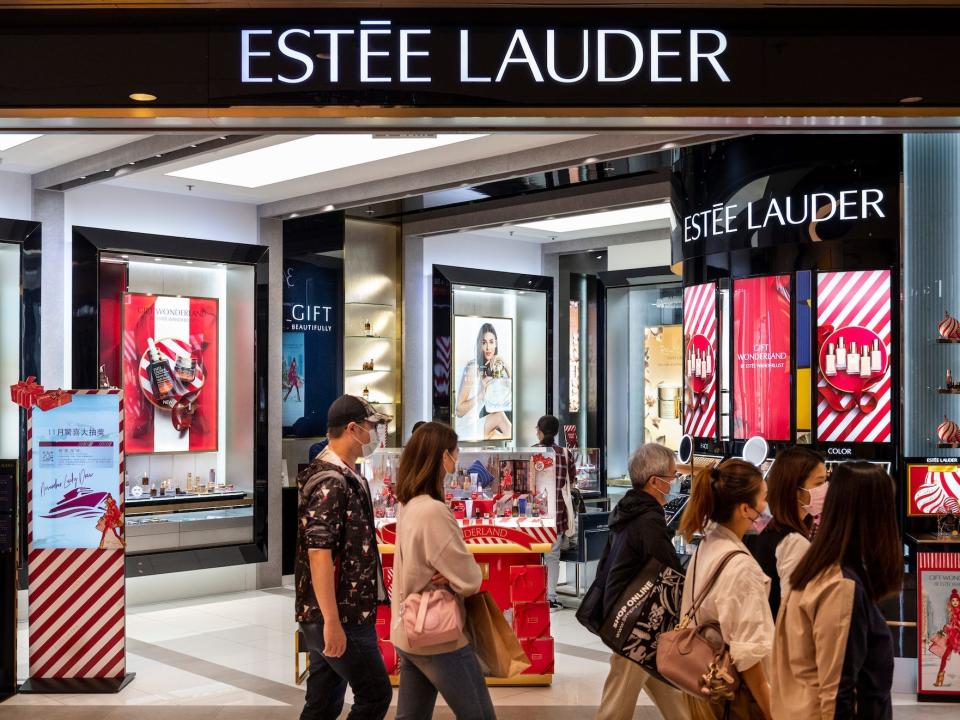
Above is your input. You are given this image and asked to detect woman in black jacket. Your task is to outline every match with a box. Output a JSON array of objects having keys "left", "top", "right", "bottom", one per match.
[{"left": 596, "top": 443, "right": 691, "bottom": 720}]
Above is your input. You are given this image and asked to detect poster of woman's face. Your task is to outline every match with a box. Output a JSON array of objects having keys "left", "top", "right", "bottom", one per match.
[{"left": 453, "top": 316, "right": 514, "bottom": 442}]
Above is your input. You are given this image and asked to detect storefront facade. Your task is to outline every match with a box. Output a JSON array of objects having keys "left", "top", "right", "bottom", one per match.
[{"left": 4, "top": 0, "right": 960, "bottom": 701}]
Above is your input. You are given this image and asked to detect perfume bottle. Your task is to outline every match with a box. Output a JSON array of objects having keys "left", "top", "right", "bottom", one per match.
[
  {"left": 836, "top": 338, "right": 847, "bottom": 371},
  {"left": 363, "top": 319, "right": 372, "bottom": 336},
  {"left": 174, "top": 354, "right": 197, "bottom": 383},
  {"left": 688, "top": 348, "right": 696, "bottom": 373},
  {"left": 704, "top": 350, "right": 713, "bottom": 377},
  {"left": 825, "top": 343, "right": 837, "bottom": 376},
  {"left": 98, "top": 364, "right": 110, "bottom": 389},
  {"left": 362, "top": 385, "right": 370, "bottom": 401},
  {"left": 859, "top": 347, "right": 871, "bottom": 378},
  {"left": 948, "top": 368, "right": 954, "bottom": 389},
  {"left": 150, "top": 482, "right": 157, "bottom": 498},
  {"left": 146, "top": 337, "right": 175, "bottom": 405},
  {"left": 141, "top": 472, "right": 149, "bottom": 489},
  {"left": 847, "top": 342, "right": 860, "bottom": 375},
  {"left": 207, "top": 474, "right": 215, "bottom": 494},
  {"left": 695, "top": 352, "right": 703, "bottom": 378},
  {"left": 210, "top": 468, "right": 219, "bottom": 488},
  {"left": 159, "top": 479, "right": 167, "bottom": 497},
  {"left": 871, "top": 339, "right": 882, "bottom": 373}
]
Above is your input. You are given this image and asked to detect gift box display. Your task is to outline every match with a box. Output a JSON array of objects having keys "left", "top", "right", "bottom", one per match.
[
  {"left": 520, "top": 637, "right": 555, "bottom": 675},
  {"left": 9, "top": 377, "right": 44, "bottom": 409},
  {"left": 509, "top": 564, "right": 547, "bottom": 604},
  {"left": 375, "top": 604, "right": 391, "bottom": 641},
  {"left": 379, "top": 639, "right": 399, "bottom": 674},
  {"left": 512, "top": 601, "right": 550, "bottom": 640}
]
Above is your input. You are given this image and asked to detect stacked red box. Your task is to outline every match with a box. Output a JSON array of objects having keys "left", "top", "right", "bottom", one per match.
[
  {"left": 375, "top": 604, "right": 391, "bottom": 641},
  {"left": 379, "top": 639, "right": 399, "bottom": 674},
  {"left": 509, "top": 564, "right": 553, "bottom": 675}
]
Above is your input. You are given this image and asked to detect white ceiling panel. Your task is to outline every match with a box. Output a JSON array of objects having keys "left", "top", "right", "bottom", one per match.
[{"left": 0, "top": 134, "right": 147, "bottom": 174}]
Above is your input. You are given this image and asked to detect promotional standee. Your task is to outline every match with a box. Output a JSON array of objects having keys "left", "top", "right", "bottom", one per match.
[
  {"left": 9, "top": 383, "right": 133, "bottom": 693},
  {"left": 366, "top": 448, "right": 558, "bottom": 685},
  {"left": 682, "top": 283, "right": 718, "bottom": 441},
  {"left": 918, "top": 553, "right": 960, "bottom": 700}
]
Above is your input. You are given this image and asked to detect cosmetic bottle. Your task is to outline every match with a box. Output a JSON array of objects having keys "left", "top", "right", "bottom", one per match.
[
  {"left": 695, "top": 352, "right": 703, "bottom": 378},
  {"left": 825, "top": 343, "right": 837, "bottom": 376},
  {"left": 186, "top": 472, "right": 194, "bottom": 493},
  {"left": 871, "top": 339, "right": 882, "bottom": 373},
  {"left": 362, "top": 385, "right": 370, "bottom": 401},
  {"left": 948, "top": 368, "right": 954, "bottom": 389},
  {"left": 704, "top": 350, "right": 713, "bottom": 377},
  {"left": 146, "top": 337, "right": 175, "bottom": 405},
  {"left": 836, "top": 338, "right": 847, "bottom": 371},
  {"left": 859, "top": 347, "right": 871, "bottom": 378},
  {"left": 847, "top": 342, "right": 860, "bottom": 375}
]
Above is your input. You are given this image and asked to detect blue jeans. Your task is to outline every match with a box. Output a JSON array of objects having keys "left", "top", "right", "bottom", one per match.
[
  {"left": 299, "top": 621, "right": 392, "bottom": 720},
  {"left": 396, "top": 645, "right": 496, "bottom": 720}
]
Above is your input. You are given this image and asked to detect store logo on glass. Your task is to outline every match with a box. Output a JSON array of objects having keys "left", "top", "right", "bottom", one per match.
[
  {"left": 240, "top": 22, "right": 731, "bottom": 86},
  {"left": 682, "top": 189, "right": 886, "bottom": 243}
]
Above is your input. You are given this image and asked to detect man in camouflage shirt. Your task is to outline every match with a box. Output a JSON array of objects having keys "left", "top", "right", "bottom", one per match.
[{"left": 296, "top": 395, "right": 392, "bottom": 720}]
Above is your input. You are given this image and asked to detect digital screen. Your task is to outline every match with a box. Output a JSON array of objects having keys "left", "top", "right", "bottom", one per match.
[
  {"left": 732, "top": 276, "right": 792, "bottom": 441},
  {"left": 683, "top": 283, "right": 718, "bottom": 440},
  {"left": 815, "top": 270, "right": 892, "bottom": 443},
  {"left": 907, "top": 463, "right": 960, "bottom": 516}
]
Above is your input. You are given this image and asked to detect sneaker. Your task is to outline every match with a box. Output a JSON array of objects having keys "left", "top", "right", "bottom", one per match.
[{"left": 548, "top": 599, "right": 564, "bottom": 611}]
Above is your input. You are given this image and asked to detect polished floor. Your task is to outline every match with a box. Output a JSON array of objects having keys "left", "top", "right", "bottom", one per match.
[{"left": 2, "top": 586, "right": 957, "bottom": 718}]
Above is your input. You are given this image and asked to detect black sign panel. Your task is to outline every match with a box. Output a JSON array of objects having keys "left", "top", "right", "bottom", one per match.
[
  {"left": 0, "top": 9, "right": 959, "bottom": 108},
  {"left": 671, "top": 135, "right": 902, "bottom": 263}
]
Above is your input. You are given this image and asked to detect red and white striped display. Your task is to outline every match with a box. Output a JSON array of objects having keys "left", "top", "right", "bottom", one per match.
[
  {"left": 27, "top": 389, "right": 127, "bottom": 680},
  {"left": 816, "top": 270, "right": 892, "bottom": 443},
  {"left": 683, "top": 283, "right": 718, "bottom": 439},
  {"left": 122, "top": 293, "right": 218, "bottom": 454}
]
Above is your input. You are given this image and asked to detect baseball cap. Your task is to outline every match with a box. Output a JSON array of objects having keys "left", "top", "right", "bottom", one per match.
[{"left": 327, "top": 394, "right": 393, "bottom": 429}]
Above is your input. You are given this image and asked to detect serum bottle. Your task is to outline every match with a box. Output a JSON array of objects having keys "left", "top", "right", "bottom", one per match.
[
  {"left": 704, "top": 350, "right": 713, "bottom": 377},
  {"left": 859, "top": 347, "right": 871, "bottom": 378},
  {"left": 825, "top": 343, "right": 837, "bottom": 376},
  {"left": 871, "top": 339, "right": 882, "bottom": 373},
  {"left": 847, "top": 342, "right": 860, "bottom": 375},
  {"left": 836, "top": 338, "right": 847, "bottom": 371}
]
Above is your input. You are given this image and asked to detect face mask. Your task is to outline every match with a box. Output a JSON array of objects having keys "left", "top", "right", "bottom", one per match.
[
  {"left": 354, "top": 424, "right": 380, "bottom": 458},
  {"left": 750, "top": 505, "right": 773, "bottom": 534},
  {"left": 801, "top": 482, "right": 830, "bottom": 519}
]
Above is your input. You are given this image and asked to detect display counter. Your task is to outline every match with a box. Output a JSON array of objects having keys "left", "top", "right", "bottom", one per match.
[
  {"left": 366, "top": 447, "right": 558, "bottom": 687},
  {"left": 125, "top": 491, "right": 253, "bottom": 553}
]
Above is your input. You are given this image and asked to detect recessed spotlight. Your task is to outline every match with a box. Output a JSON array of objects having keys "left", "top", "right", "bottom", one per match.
[
  {"left": 153, "top": 258, "right": 162, "bottom": 263},
  {"left": 186, "top": 260, "right": 194, "bottom": 265},
  {"left": 128, "top": 162, "right": 136, "bottom": 166},
  {"left": 480, "top": 287, "right": 487, "bottom": 291},
  {"left": 217, "top": 263, "right": 226, "bottom": 267},
  {"left": 321, "top": 204, "right": 335, "bottom": 212},
  {"left": 583, "top": 157, "right": 599, "bottom": 164},
  {"left": 121, "top": 255, "right": 129, "bottom": 259},
  {"left": 596, "top": 255, "right": 603, "bottom": 260},
  {"left": 129, "top": 92, "right": 157, "bottom": 102},
  {"left": 154, "top": 154, "right": 162, "bottom": 159},
  {"left": 518, "top": 291, "right": 525, "bottom": 295},
  {"left": 661, "top": 142, "right": 678, "bottom": 150},
  {"left": 79, "top": 175, "right": 87, "bottom": 180},
  {"left": 219, "top": 136, "right": 227, "bottom": 141},
  {"left": 289, "top": 212, "right": 300, "bottom": 219},
  {"left": 900, "top": 96, "right": 923, "bottom": 104}
]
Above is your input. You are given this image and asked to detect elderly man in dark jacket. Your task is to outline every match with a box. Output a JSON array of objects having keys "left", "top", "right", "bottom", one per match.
[{"left": 596, "top": 443, "right": 691, "bottom": 720}]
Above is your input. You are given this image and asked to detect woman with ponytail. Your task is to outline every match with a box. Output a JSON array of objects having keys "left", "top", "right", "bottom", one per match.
[{"left": 678, "top": 460, "right": 775, "bottom": 720}]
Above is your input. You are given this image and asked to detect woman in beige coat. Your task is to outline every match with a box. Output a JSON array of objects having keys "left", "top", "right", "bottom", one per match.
[{"left": 391, "top": 422, "right": 495, "bottom": 720}]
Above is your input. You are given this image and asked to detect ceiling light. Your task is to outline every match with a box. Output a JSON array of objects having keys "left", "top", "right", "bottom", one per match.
[
  {"left": 79, "top": 175, "right": 87, "bottom": 180},
  {"left": 321, "top": 204, "right": 335, "bottom": 212},
  {"left": 153, "top": 258, "right": 162, "bottom": 263},
  {"left": 661, "top": 142, "right": 678, "bottom": 150},
  {"left": 596, "top": 255, "right": 603, "bottom": 260},
  {"left": 289, "top": 213, "right": 300, "bottom": 219},
  {"left": 900, "top": 96, "right": 923, "bottom": 104},
  {"left": 186, "top": 260, "right": 194, "bottom": 265},
  {"left": 0, "top": 134, "right": 42, "bottom": 151},
  {"left": 517, "top": 203, "right": 673, "bottom": 234},
  {"left": 129, "top": 92, "right": 157, "bottom": 102},
  {"left": 168, "top": 133, "right": 487, "bottom": 188},
  {"left": 583, "top": 157, "right": 599, "bottom": 164},
  {"left": 120, "top": 255, "right": 129, "bottom": 259}
]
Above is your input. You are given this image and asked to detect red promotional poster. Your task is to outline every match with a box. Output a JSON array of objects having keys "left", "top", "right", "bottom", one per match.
[
  {"left": 732, "top": 276, "right": 792, "bottom": 441},
  {"left": 122, "top": 293, "right": 218, "bottom": 454},
  {"left": 908, "top": 464, "right": 960, "bottom": 516},
  {"left": 816, "top": 270, "right": 892, "bottom": 443},
  {"left": 683, "top": 283, "right": 718, "bottom": 439},
  {"left": 918, "top": 553, "right": 960, "bottom": 697}
]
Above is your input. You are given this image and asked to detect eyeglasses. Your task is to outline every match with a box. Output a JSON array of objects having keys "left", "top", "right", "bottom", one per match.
[{"left": 653, "top": 472, "right": 683, "bottom": 482}]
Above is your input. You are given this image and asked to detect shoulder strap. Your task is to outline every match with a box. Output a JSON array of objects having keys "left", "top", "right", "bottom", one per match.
[{"left": 687, "top": 549, "right": 748, "bottom": 621}]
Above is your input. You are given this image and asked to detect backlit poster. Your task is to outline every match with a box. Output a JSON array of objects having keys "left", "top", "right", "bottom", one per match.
[
  {"left": 122, "top": 293, "right": 219, "bottom": 454},
  {"left": 453, "top": 316, "right": 513, "bottom": 442},
  {"left": 907, "top": 464, "right": 960, "bottom": 516},
  {"left": 683, "top": 283, "right": 718, "bottom": 439},
  {"left": 815, "top": 270, "right": 892, "bottom": 443},
  {"left": 645, "top": 325, "right": 682, "bottom": 450},
  {"left": 31, "top": 393, "right": 123, "bottom": 550},
  {"left": 918, "top": 553, "right": 960, "bottom": 698},
  {"left": 282, "top": 259, "right": 341, "bottom": 438},
  {"left": 733, "top": 276, "right": 792, "bottom": 441}
]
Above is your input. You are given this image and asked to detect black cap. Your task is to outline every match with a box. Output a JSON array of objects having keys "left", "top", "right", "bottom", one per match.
[{"left": 327, "top": 394, "right": 393, "bottom": 429}]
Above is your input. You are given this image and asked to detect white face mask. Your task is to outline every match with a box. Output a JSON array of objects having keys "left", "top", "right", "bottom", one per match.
[{"left": 354, "top": 424, "right": 379, "bottom": 458}]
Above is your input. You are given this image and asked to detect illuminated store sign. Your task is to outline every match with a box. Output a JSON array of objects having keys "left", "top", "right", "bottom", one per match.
[
  {"left": 240, "top": 24, "right": 731, "bottom": 86},
  {"left": 682, "top": 189, "right": 886, "bottom": 243}
]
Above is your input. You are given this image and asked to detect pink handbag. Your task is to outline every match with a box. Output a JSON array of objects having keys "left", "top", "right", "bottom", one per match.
[
  {"left": 401, "top": 588, "right": 464, "bottom": 648},
  {"left": 928, "top": 633, "right": 948, "bottom": 659}
]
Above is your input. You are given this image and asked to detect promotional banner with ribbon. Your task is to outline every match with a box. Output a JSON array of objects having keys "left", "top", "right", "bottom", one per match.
[
  {"left": 683, "top": 282, "right": 718, "bottom": 440},
  {"left": 815, "top": 270, "right": 892, "bottom": 443}
]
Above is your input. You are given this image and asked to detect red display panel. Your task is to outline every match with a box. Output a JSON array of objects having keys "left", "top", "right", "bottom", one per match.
[
  {"left": 683, "top": 283, "right": 718, "bottom": 440},
  {"left": 732, "top": 276, "right": 792, "bottom": 441},
  {"left": 122, "top": 293, "right": 219, "bottom": 454},
  {"left": 815, "top": 270, "right": 892, "bottom": 443},
  {"left": 917, "top": 552, "right": 960, "bottom": 698},
  {"left": 907, "top": 464, "right": 960, "bottom": 516}
]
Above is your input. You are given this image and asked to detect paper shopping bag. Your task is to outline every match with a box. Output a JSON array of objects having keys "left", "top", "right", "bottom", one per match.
[{"left": 464, "top": 591, "right": 530, "bottom": 678}]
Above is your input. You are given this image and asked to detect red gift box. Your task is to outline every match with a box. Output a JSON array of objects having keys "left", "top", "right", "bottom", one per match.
[
  {"left": 375, "top": 605, "right": 392, "bottom": 641},
  {"left": 10, "top": 377, "right": 44, "bottom": 409},
  {"left": 36, "top": 390, "right": 72, "bottom": 412},
  {"left": 520, "top": 637, "right": 554, "bottom": 675},
  {"left": 379, "top": 639, "right": 399, "bottom": 674},
  {"left": 510, "top": 564, "right": 547, "bottom": 604},
  {"left": 512, "top": 601, "right": 550, "bottom": 639}
]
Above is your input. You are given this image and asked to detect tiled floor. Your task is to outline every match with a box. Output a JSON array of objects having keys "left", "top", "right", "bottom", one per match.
[{"left": 2, "top": 587, "right": 957, "bottom": 718}]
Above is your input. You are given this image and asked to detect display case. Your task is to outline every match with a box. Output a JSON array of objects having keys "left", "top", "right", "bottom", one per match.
[
  {"left": 367, "top": 447, "right": 557, "bottom": 686},
  {"left": 72, "top": 227, "right": 268, "bottom": 572}
]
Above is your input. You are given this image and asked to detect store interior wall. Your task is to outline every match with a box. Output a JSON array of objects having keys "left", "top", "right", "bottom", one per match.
[
  {"left": 403, "top": 232, "right": 543, "bottom": 434},
  {"left": 0, "top": 243, "right": 18, "bottom": 459},
  {"left": 0, "top": 172, "right": 31, "bottom": 220}
]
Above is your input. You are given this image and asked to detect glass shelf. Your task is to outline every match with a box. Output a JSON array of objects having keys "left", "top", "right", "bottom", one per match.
[
  {"left": 344, "top": 302, "right": 395, "bottom": 308},
  {"left": 346, "top": 369, "right": 393, "bottom": 374},
  {"left": 345, "top": 335, "right": 393, "bottom": 339}
]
